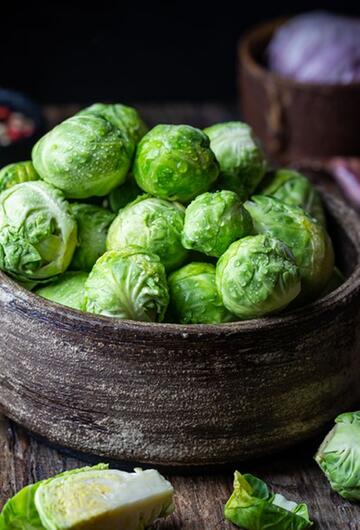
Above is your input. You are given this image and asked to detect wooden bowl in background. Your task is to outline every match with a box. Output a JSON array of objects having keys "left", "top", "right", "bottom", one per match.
[
  {"left": 238, "top": 19, "right": 360, "bottom": 164},
  {"left": 0, "top": 191, "right": 360, "bottom": 467}
]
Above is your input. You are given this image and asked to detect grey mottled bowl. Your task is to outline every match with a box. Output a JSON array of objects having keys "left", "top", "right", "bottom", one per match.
[{"left": 0, "top": 191, "right": 360, "bottom": 466}]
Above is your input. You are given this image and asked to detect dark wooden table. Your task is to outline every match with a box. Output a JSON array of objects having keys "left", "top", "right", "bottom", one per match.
[{"left": 0, "top": 103, "right": 359, "bottom": 529}]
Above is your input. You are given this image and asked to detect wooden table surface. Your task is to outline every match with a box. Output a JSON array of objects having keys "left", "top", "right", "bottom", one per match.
[{"left": 0, "top": 103, "right": 359, "bottom": 529}]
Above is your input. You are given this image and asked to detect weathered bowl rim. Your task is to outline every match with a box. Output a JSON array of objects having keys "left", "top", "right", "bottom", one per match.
[
  {"left": 238, "top": 17, "right": 360, "bottom": 92},
  {"left": 1, "top": 191, "right": 360, "bottom": 339}
]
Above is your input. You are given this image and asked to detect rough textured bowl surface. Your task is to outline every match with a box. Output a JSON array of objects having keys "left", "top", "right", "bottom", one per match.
[
  {"left": 0, "top": 191, "right": 360, "bottom": 467},
  {"left": 239, "top": 19, "right": 360, "bottom": 164}
]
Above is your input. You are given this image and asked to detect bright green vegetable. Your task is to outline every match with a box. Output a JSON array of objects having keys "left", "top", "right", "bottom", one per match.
[
  {"left": 315, "top": 411, "right": 360, "bottom": 501},
  {"left": 107, "top": 174, "right": 144, "bottom": 212},
  {"left": 204, "top": 121, "right": 267, "bottom": 200},
  {"left": 216, "top": 235, "right": 300, "bottom": 319},
  {"left": 84, "top": 249, "right": 169, "bottom": 321},
  {"left": 168, "top": 262, "right": 234, "bottom": 324},
  {"left": 224, "top": 471, "right": 313, "bottom": 530},
  {"left": 258, "top": 169, "right": 326, "bottom": 226},
  {"left": 32, "top": 114, "right": 131, "bottom": 199},
  {"left": 181, "top": 190, "right": 253, "bottom": 257},
  {"left": 36, "top": 271, "right": 88, "bottom": 310},
  {"left": 107, "top": 195, "right": 187, "bottom": 271},
  {"left": 78, "top": 102, "right": 147, "bottom": 157},
  {"left": 0, "top": 161, "right": 39, "bottom": 193},
  {"left": 0, "top": 464, "right": 174, "bottom": 530},
  {"left": 0, "top": 181, "right": 77, "bottom": 283},
  {"left": 133, "top": 124, "right": 219, "bottom": 202},
  {"left": 70, "top": 203, "right": 115, "bottom": 271},
  {"left": 245, "top": 195, "right": 334, "bottom": 300}
]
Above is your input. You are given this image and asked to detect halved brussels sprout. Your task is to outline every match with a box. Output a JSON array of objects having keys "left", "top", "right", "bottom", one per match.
[
  {"left": 315, "top": 411, "right": 360, "bottom": 501},
  {"left": 70, "top": 203, "right": 115, "bottom": 271},
  {"left": 0, "top": 161, "right": 39, "bottom": 193},
  {"left": 78, "top": 102, "right": 148, "bottom": 157},
  {"left": 258, "top": 169, "right": 326, "bottom": 226},
  {"left": 0, "top": 181, "right": 77, "bottom": 283},
  {"left": 225, "top": 471, "right": 313, "bottom": 530},
  {"left": 168, "top": 262, "right": 234, "bottom": 324},
  {"left": 107, "top": 195, "right": 187, "bottom": 271},
  {"left": 181, "top": 190, "right": 253, "bottom": 257},
  {"left": 216, "top": 235, "right": 300, "bottom": 319},
  {"left": 245, "top": 195, "right": 334, "bottom": 300},
  {"left": 36, "top": 271, "right": 88, "bottom": 310},
  {"left": 32, "top": 114, "right": 131, "bottom": 199},
  {"left": 84, "top": 249, "right": 169, "bottom": 321},
  {"left": 133, "top": 124, "right": 219, "bottom": 202},
  {"left": 204, "top": 121, "right": 267, "bottom": 200},
  {"left": 107, "top": 174, "right": 144, "bottom": 213},
  {"left": 0, "top": 464, "right": 174, "bottom": 530}
]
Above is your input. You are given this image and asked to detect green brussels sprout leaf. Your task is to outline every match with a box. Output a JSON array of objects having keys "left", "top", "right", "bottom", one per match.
[
  {"left": 107, "top": 174, "right": 144, "bottom": 212},
  {"left": 36, "top": 271, "right": 88, "bottom": 311},
  {"left": 0, "top": 161, "right": 39, "bottom": 193}
]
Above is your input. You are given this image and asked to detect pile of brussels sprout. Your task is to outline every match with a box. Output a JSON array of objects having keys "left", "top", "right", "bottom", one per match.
[{"left": 0, "top": 103, "right": 341, "bottom": 324}]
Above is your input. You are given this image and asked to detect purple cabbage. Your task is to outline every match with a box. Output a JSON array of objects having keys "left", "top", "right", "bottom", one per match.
[{"left": 267, "top": 12, "right": 360, "bottom": 84}]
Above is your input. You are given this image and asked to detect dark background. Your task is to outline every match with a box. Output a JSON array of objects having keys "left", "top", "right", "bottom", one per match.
[{"left": 2, "top": 2, "right": 359, "bottom": 104}]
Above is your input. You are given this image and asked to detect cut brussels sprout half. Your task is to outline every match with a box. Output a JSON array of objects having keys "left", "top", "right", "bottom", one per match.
[
  {"left": 258, "top": 169, "right": 326, "bottom": 226},
  {"left": 36, "top": 271, "right": 88, "bottom": 311},
  {"left": 315, "top": 411, "right": 360, "bottom": 501},
  {"left": 204, "top": 121, "right": 267, "bottom": 200},
  {"left": 133, "top": 124, "right": 219, "bottom": 202},
  {"left": 168, "top": 262, "right": 234, "bottom": 324},
  {"left": 32, "top": 114, "right": 131, "bottom": 199},
  {"left": 245, "top": 195, "right": 334, "bottom": 301},
  {"left": 224, "top": 471, "right": 313, "bottom": 530},
  {"left": 182, "top": 190, "right": 253, "bottom": 257},
  {"left": 0, "top": 160, "right": 39, "bottom": 193},
  {"left": 216, "top": 235, "right": 301, "bottom": 319},
  {"left": 84, "top": 249, "right": 169, "bottom": 321},
  {"left": 0, "top": 464, "right": 174, "bottom": 530},
  {"left": 107, "top": 195, "right": 187, "bottom": 271},
  {"left": 0, "top": 181, "right": 77, "bottom": 283},
  {"left": 70, "top": 203, "right": 115, "bottom": 271}
]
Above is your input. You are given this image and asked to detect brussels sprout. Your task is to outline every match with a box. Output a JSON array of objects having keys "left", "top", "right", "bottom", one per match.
[
  {"left": 204, "top": 122, "right": 267, "bottom": 200},
  {"left": 36, "top": 271, "right": 88, "bottom": 310},
  {"left": 315, "top": 411, "right": 360, "bottom": 501},
  {"left": 168, "top": 262, "right": 234, "bottom": 324},
  {"left": 69, "top": 203, "right": 115, "bottom": 271},
  {"left": 258, "top": 169, "right": 326, "bottom": 226},
  {"left": 84, "top": 249, "right": 169, "bottom": 321},
  {"left": 225, "top": 471, "right": 313, "bottom": 530},
  {"left": 0, "top": 464, "right": 174, "bottom": 530},
  {"left": 78, "top": 102, "right": 148, "bottom": 156},
  {"left": 245, "top": 196, "right": 334, "bottom": 300},
  {"left": 0, "top": 161, "right": 39, "bottom": 192},
  {"left": 32, "top": 114, "right": 131, "bottom": 199},
  {"left": 181, "top": 190, "right": 253, "bottom": 257},
  {"left": 216, "top": 235, "right": 300, "bottom": 319},
  {"left": 107, "top": 174, "right": 144, "bottom": 212},
  {"left": 0, "top": 181, "right": 77, "bottom": 283},
  {"left": 133, "top": 124, "right": 219, "bottom": 202},
  {"left": 107, "top": 195, "right": 187, "bottom": 271}
]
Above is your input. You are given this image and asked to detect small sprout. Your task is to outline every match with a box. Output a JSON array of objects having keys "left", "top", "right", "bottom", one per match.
[
  {"left": 216, "top": 235, "right": 300, "bottom": 319},
  {"left": 315, "top": 411, "right": 360, "bottom": 501},
  {"left": 168, "top": 262, "right": 234, "bottom": 324},
  {"left": 84, "top": 250, "right": 169, "bottom": 321},
  {"left": 107, "top": 195, "right": 188, "bottom": 271},
  {"left": 133, "top": 124, "right": 219, "bottom": 202},
  {"left": 182, "top": 190, "right": 253, "bottom": 257},
  {"left": 204, "top": 121, "right": 267, "bottom": 200},
  {"left": 32, "top": 114, "right": 131, "bottom": 199},
  {"left": 70, "top": 203, "right": 115, "bottom": 271},
  {"left": 0, "top": 160, "right": 39, "bottom": 193},
  {"left": 36, "top": 271, "right": 88, "bottom": 311},
  {"left": 0, "top": 181, "right": 77, "bottom": 283}
]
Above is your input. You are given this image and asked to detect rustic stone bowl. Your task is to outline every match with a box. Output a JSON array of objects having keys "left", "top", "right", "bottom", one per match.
[
  {"left": 238, "top": 19, "right": 360, "bottom": 164},
  {"left": 0, "top": 191, "right": 360, "bottom": 467}
]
